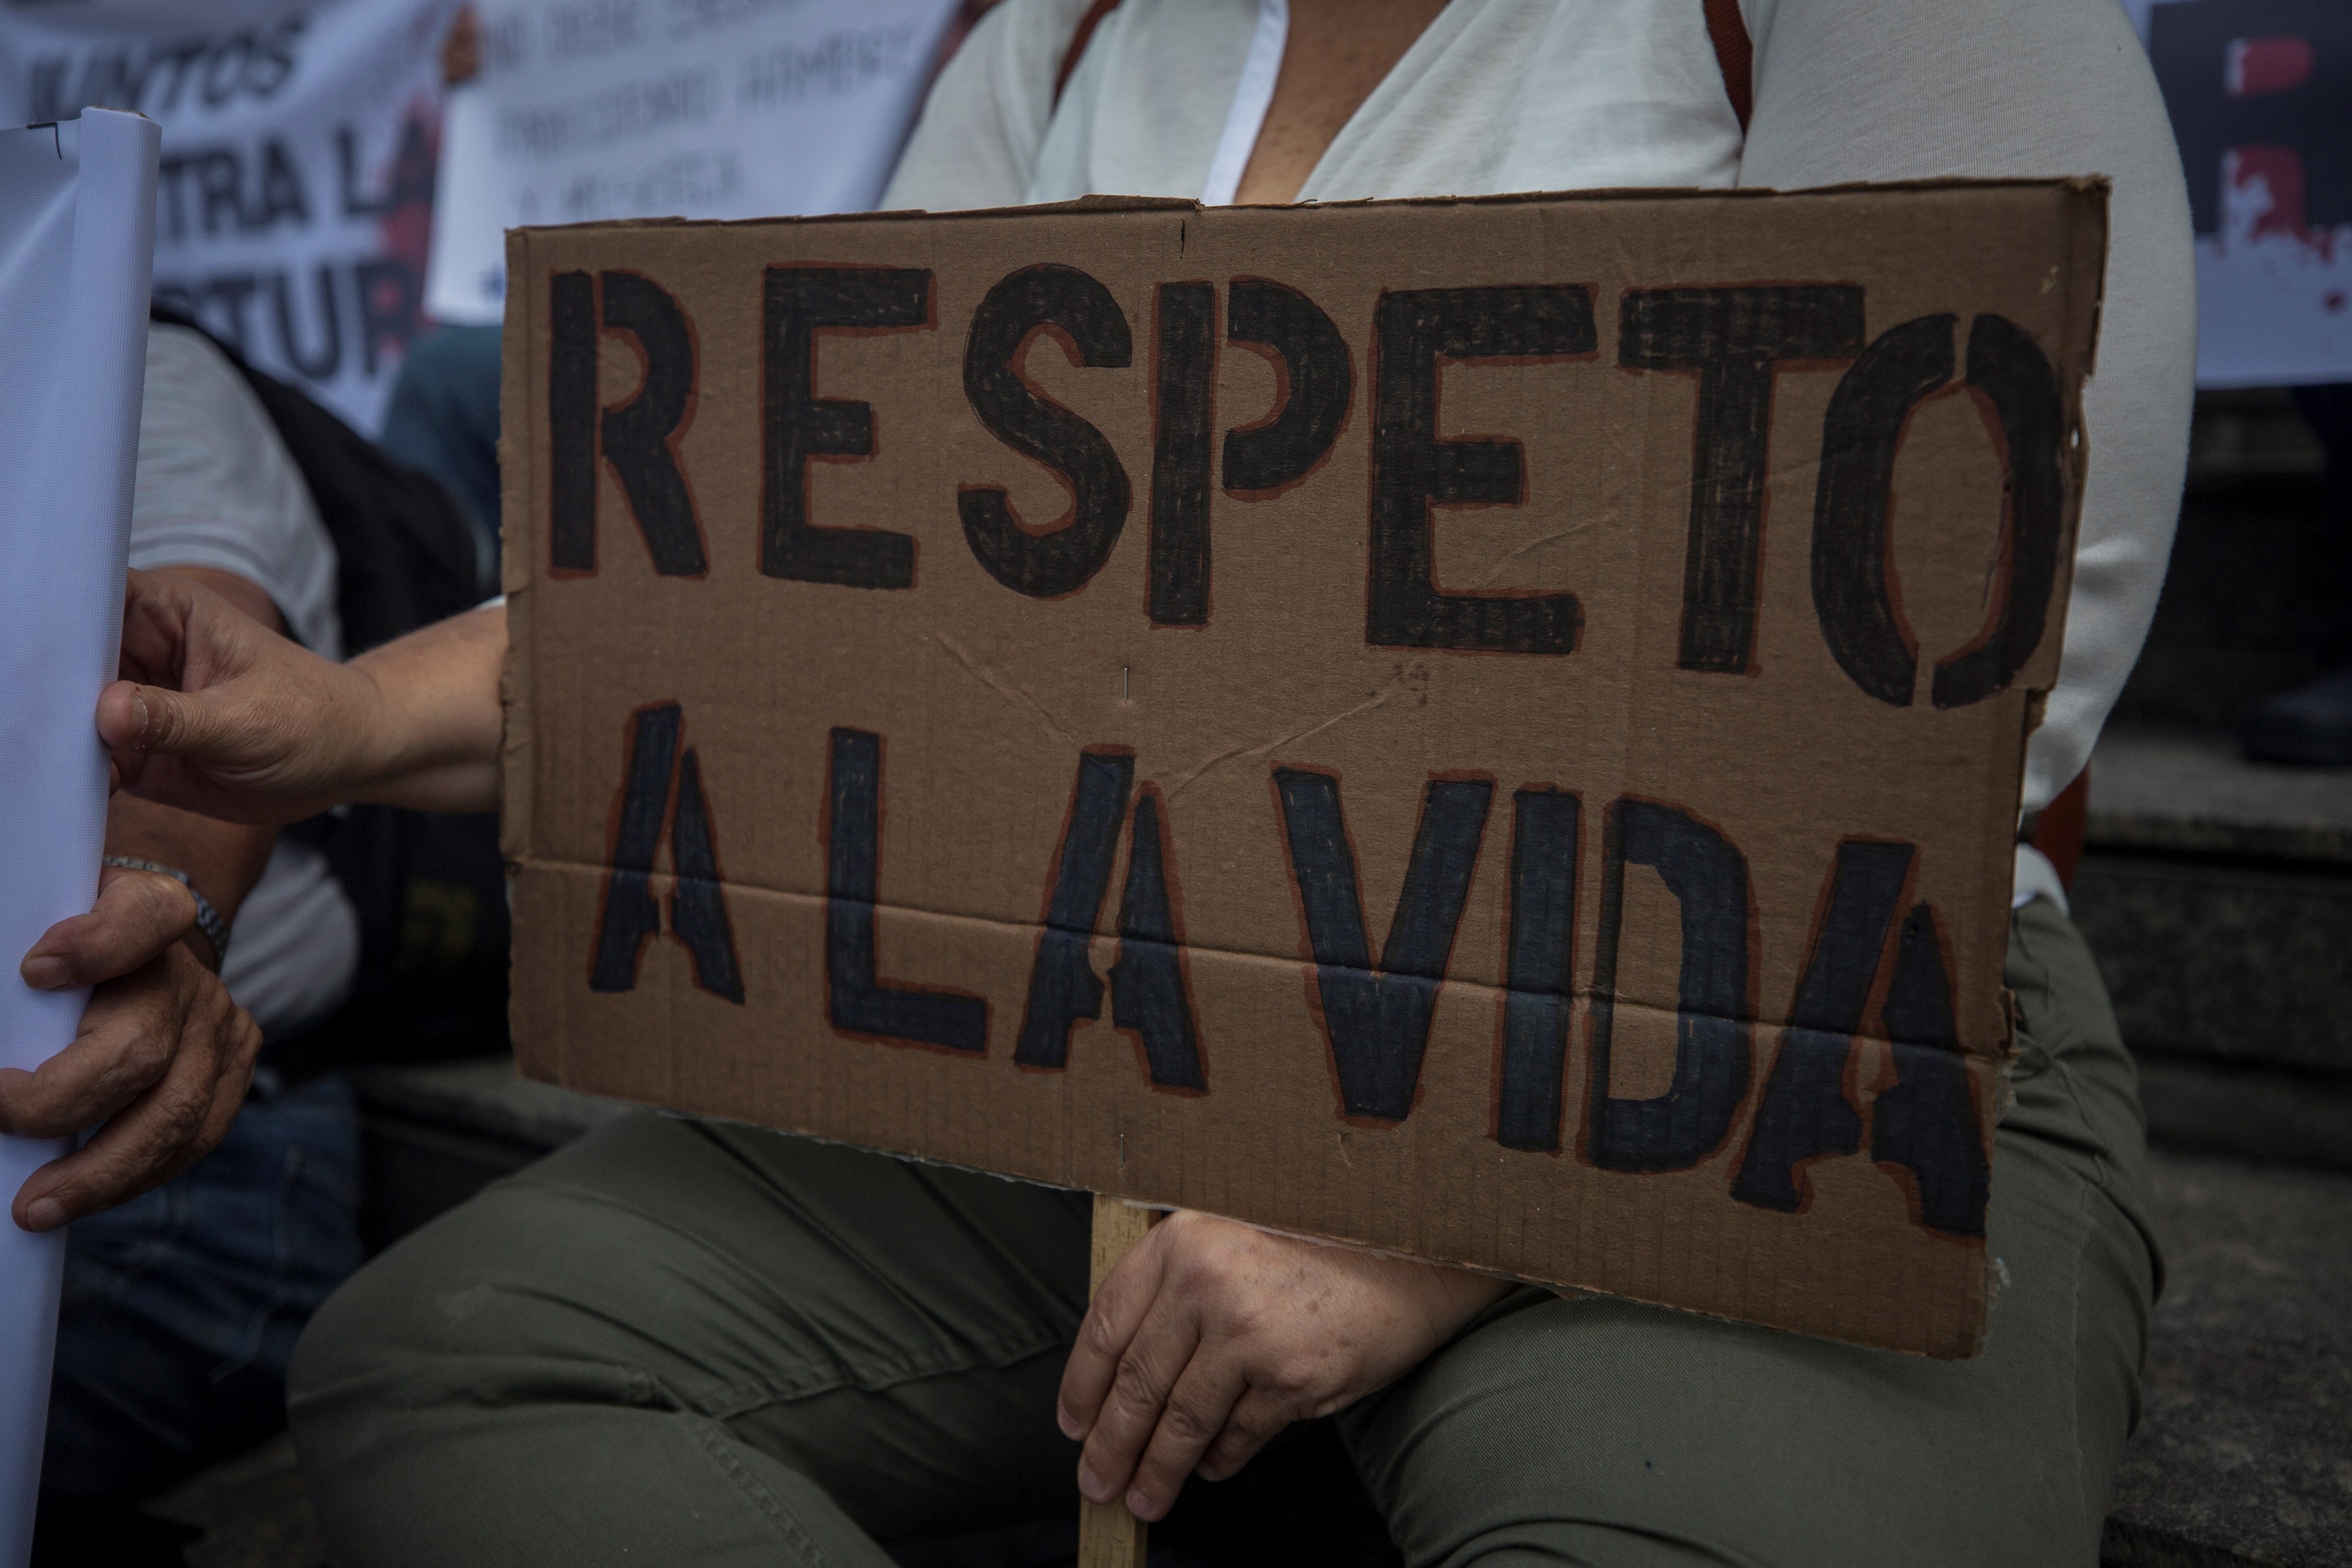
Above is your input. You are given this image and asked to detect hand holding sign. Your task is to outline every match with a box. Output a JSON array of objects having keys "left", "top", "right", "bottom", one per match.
[
  {"left": 1061, "top": 1209, "right": 1510, "bottom": 1522},
  {"left": 102, "top": 569, "right": 506, "bottom": 822}
]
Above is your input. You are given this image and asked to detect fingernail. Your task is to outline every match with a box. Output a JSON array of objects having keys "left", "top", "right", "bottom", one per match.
[
  {"left": 1056, "top": 1406, "right": 1083, "bottom": 1440},
  {"left": 19, "top": 957, "right": 68, "bottom": 990},
  {"left": 1126, "top": 1489, "right": 1154, "bottom": 1520},
  {"left": 1077, "top": 1465, "right": 1105, "bottom": 1502},
  {"left": 130, "top": 690, "right": 150, "bottom": 747},
  {"left": 25, "top": 1199, "right": 65, "bottom": 1233}
]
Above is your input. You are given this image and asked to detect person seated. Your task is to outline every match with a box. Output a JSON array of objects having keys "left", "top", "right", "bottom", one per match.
[
  {"left": 86, "top": 0, "right": 2193, "bottom": 1562},
  {"left": 15, "top": 322, "right": 364, "bottom": 1564}
]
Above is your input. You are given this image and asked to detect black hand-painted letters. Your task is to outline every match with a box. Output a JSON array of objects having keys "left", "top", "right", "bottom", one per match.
[
  {"left": 1224, "top": 277, "right": 1352, "bottom": 497},
  {"left": 1110, "top": 787, "right": 1207, "bottom": 1090},
  {"left": 1933, "top": 314, "right": 2067, "bottom": 709},
  {"left": 547, "top": 270, "right": 599, "bottom": 573},
  {"left": 1810, "top": 313, "right": 1955, "bottom": 706},
  {"left": 547, "top": 270, "right": 709, "bottom": 577},
  {"left": 1870, "top": 904, "right": 1989, "bottom": 1236},
  {"left": 1496, "top": 787, "right": 1581, "bottom": 1152},
  {"left": 1731, "top": 838, "right": 1914, "bottom": 1210},
  {"left": 826, "top": 728, "right": 989, "bottom": 1052},
  {"left": 1586, "top": 799, "right": 1751, "bottom": 1172},
  {"left": 960, "top": 263, "right": 1134, "bottom": 599},
  {"left": 1014, "top": 751, "right": 1206, "bottom": 1088},
  {"left": 1368, "top": 285, "right": 1595, "bottom": 654},
  {"left": 1275, "top": 768, "right": 1493, "bottom": 1121},
  {"left": 1812, "top": 312, "right": 2067, "bottom": 708},
  {"left": 588, "top": 703, "right": 744, "bottom": 1002},
  {"left": 762, "top": 266, "right": 934, "bottom": 589},
  {"left": 1730, "top": 841, "right": 1986, "bottom": 1236},
  {"left": 1619, "top": 286, "right": 1864, "bottom": 674},
  {"left": 1148, "top": 282, "right": 1216, "bottom": 624},
  {"left": 1015, "top": 750, "right": 1135, "bottom": 1069}
]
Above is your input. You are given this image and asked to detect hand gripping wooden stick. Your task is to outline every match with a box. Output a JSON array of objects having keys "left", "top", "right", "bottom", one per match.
[{"left": 1077, "top": 1196, "right": 1161, "bottom": 1568}]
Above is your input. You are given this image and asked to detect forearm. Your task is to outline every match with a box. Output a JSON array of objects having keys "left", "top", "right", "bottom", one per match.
[{"left": 344, "top": 601, "right": 508, "bottom": 813}]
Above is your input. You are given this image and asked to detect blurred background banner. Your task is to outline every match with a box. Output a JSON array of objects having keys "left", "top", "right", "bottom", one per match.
[
  {"left": 0, "top": 0, "right": 460, "bottom": 433},
  {"left": 2124, "top": 0, "right": 2351, "bottom": 389},
  {"left": 423, "top": 0, "right": 961, "bottom": 327}
]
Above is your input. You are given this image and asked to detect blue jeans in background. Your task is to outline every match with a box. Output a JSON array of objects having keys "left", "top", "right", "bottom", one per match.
[
  {"left": 377, "top": 323, "right": 504, "bottom": 594},
  {"left": 42, "top": 1071, "right": 362, "bottom": 1503}
]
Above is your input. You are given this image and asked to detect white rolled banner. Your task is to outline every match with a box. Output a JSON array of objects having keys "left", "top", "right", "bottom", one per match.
[{"left": 0, "top": 106, "right": 159, "bottom": 1558}]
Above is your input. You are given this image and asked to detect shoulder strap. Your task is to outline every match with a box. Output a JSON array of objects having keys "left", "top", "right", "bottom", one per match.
[
  {"left": 1702, "top": 0, "right": 1753, "bottom": 133},
  {"left": 1055, "top": 0, "right": 1122, "bottom": 105},
  {"left": 146, "top": 306, "right": 482, "bottom": 653}
]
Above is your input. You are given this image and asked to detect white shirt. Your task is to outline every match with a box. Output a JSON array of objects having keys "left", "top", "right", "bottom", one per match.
[
  {"left": 885, "top": 0, "right": 2197, "bottom": 828},
  {"left": 134, "top": 325, "right": 361, "bottom": 1039}
]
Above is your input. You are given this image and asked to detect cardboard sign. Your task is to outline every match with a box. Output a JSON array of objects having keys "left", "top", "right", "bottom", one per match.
[{"left": 502, "top": 182, "right": 2106, "bottom": 1358}]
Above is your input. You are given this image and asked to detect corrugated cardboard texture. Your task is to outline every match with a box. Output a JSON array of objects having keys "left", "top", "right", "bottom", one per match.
[{"left": 502, "top": 182, "right": 2106, "bottom": 1358}]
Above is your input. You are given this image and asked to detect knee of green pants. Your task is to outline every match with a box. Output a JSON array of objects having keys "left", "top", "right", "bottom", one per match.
[
  {"left": 1338, "top": 902, "right": 2160, "bottom": 1568},
  {"left": 288, "top": 1112, "right": 1095, "bottom": 1567}
]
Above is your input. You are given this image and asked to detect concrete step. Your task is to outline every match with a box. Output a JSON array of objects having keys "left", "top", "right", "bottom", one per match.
[
  {"left": 2067, "top": 724, "right": 2352, "bottom": 1171},
  {"left": 2112, "top": 390, "right": 2333, "bottom": 733},
  {"left": 2084, "top": 726, "right": 2352, "bottom": 869},
  {"left": 2100, "top": 1151, "right": 2352, "bottom": 1568}
]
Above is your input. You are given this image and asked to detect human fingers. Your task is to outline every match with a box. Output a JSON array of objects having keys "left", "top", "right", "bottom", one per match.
[
  {"left": 116, "top": 569, "right": 196, "bottom": 688},
  {"left": 1193, "top": 1387, "right": 1297, "bottom": 1483},
  {"left": 99, "top": 677, "right": 325, "bottom": 824},
  {"left": 0, "top": 953, "right": 189, "bottom": 1142},
  {"left": 20, "top": 867, "right": 196, "bottom": 991},
  {"left": 1058, "top": 1215, "right": 1171, "bottom": 1440},
  {"left": 1074, "top": 1286, "right": 1205, "bottom": 1512},
  {"left": 1120, "top": 1349, "right": 1251, "bottom": 1521},
  {"left": 106, "top": 571, "right": 321, "bottom": 821},
  {"left": 12, "top": 964, "right": 256, "bottom": 1229},
  {"left": 95, "top": 679, "right": 258, "bottom": 817}
]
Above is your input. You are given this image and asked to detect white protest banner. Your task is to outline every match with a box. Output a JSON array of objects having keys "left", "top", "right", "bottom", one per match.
[
  {"left": 422, "top": 0, "right": 961, "bottom": 327},
  {"left": 0, "top": 0, "right": 460, "bottom": 433},
  {"left": 2124, "top": 0, "right": 2351, "bottom": 388},
  {"left": 0, "top": 108, "right": 156, "bottom": 1562}
]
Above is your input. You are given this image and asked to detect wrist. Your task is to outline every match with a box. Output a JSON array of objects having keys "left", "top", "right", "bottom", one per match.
[
  {"left": 1399, "top": 1259, "right": 1514, "bottom": 1344},
  {"left": 339, "top": 657, "right": 412, "bottom": 801},
  {"left": 339, "top": 603, "right": 507, "bottom": 814},
  {"left": 102, "top": 856, "right": 229, "bottom": 971}
]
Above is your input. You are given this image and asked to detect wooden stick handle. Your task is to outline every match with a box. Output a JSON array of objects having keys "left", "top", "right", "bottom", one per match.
[{"left": 1077, "top": 1195, "right": 1160, "bottom": 1568}]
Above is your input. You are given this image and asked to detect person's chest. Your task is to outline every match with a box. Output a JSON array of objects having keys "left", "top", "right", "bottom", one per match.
[{"left": 1027, "top": 0, "right": 1746, "bottom": 206}]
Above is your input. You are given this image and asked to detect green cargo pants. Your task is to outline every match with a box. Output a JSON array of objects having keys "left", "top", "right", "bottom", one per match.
[{"left": 288, "top": 900, "right": 2159, "bottom": 1566}]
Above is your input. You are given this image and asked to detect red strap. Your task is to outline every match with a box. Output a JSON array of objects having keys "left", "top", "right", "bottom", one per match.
[
  {"left": 933, "top": 0, "right": 1000, "bottom": 73},
  {"left": 1701, "top": 0, "right": 1753, "bottom": 133},
  {"left": 1055, "top": 0, "right": 1123, "bottom": 105},
  {"left": 2032, "top": 768, "right": 2091, "bottom": 893}
]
